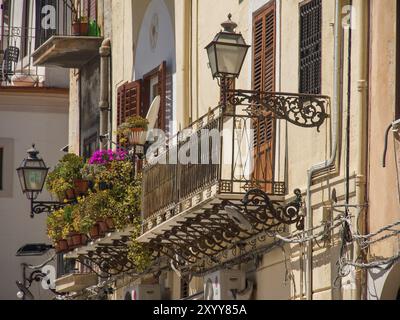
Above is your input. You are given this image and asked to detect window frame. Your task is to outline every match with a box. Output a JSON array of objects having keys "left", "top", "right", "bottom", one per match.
[
  {"left": 0, "top": 138, "right": 14, "bottom": 198},
  {"left": 299, "top": 0, "right": 322, "bottom": 95}
]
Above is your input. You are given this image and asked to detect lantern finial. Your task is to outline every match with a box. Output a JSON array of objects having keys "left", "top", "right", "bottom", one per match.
[
  {"left": 221, "top": 14, "right": 237, "bottom": 33},
  {"left": 27, "top": 144, "right": 39, "bottom": 160}
]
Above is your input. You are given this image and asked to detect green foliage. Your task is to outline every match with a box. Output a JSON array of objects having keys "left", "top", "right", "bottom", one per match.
[
  {"left": 80, "top": 163, "right": 106, "bottom": 182},
  {"left": 46, "top": 205, "right": 76, "bottom": 242},
  {"left": 127, "top": 240, "right": 153, "bottom": 273},
  {"left": 116, "top": 116, "right": 149, "bottom": 143},
  {"left": 46, "top": 156, "right": 150, "bottom": 270},
  {"left": 46, "top": 154, "right": 85, "bottom": 198}
]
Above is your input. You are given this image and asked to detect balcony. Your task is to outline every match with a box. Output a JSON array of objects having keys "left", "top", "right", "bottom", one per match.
[
  {"left": 140, "top": 103, "right": 287, "bottom": 242},
  {"left": 31, "top": 1, "right": 103, "bottom": 68},
  {"left": 0, "top": 27, "right": 45, "bottom": 87},
  {"left": 55, "top": 273, "right": 98, "bottom": 294},
  {"left": 137, "top": 91, "right": 330, "bottom": 273}
]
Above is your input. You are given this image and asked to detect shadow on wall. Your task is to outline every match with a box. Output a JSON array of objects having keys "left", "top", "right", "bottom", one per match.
[{"left": 369, "top": 262, "right": 400, "bottom": 300}]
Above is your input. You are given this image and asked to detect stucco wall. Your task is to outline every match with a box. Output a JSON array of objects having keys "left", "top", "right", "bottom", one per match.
[
  {"left": 65, "top": 0, "right": 400, "bottom": 300},
  {"left": 367, "top": 0, "right": 400, "bottom": 300},
  {"left": 0, "top": 89, "right": 68, "bottom": 300},
  {"left": 80, "top": 58, "right": 101, "bottom": 154}
]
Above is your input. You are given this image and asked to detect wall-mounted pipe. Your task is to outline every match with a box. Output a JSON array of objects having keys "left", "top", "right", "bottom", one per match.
[
  {"left": 305, "top": 0, "right": 342, "bottom": 300},
  {"left": 99, "top": 38, "right": 111, "bottom": 150},
  {"left": 354, "top": 0, "right": 369, "bottom": 301}
]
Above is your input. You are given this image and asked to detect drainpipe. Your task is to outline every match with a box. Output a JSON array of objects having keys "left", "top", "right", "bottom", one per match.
[
  {"left": 99, "top": 38, "right": 111, "bottom": 150},
  {"left": 305, "top": 0, "right": 342, "bottom": 301},
  {"left": 354, "top": 0, "right": 368, "bottom": 301}
]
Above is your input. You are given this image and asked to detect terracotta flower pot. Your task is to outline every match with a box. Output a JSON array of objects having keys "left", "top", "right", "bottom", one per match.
[
  {"left": 97, "top": 220, "right": 109, "bottom": 234},
  {"left": 105, "top": 217, "right": 115, "bottom": 231},
  {"left": 74, "top": 179, "right": 90, "bottom": 197},
  {"left": 65, "top": 189, "right": 76, "bottom": 201},
  {"left": 55, "top": 239, "right": 69, "bottom": 253},
  {"left": 67, "top": 233, "right": 88, "bottom": 248},
  {"left": 72, "top": 22, "right": 89, "bottom": 36},
  {"left": 128, "top": 128, "right": 146, "bottom": 145},
  {"left": 66, "top": 234, "right": 75, "bottom": 248},
  {"left": 89, "top": 224, "right": 101, "bottom": 239},
  {"left": 80, "top": 234, "right": 89, "bottom": 246}
]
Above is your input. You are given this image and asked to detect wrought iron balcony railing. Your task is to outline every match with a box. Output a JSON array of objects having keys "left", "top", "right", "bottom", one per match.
[
  {"left": 142, "top": 103, "right": 287, "bottom": 232},
  {"left": 0, "top": 26, "right": 44, "bottom": 86},
  {"left": 30, "top": 0, "right": 103, "bottom": 68},
  {"left": 139, "top": 91, "right": 330, "bottom": 274}
]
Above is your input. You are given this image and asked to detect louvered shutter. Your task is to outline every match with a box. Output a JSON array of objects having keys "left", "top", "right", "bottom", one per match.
[
  {"left": 117, "top": 80, "right": 142, "bottom": 126},
  {"left": 252, "top": 2, "right": 276, "bottom": 193},
  {"left": 157, "top": 61, "right": 167, "bottom": 130}
]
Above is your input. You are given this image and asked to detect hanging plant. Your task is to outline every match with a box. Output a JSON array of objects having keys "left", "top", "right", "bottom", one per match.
[
  {"left": 46, "top": 154, "right": 88, "bottom": 201},
  {"left": 117, "top": 116, "right": 149, "bottom": 145},
  {"left": 89, "top": 149, "right": 127, "bottom": 166}
]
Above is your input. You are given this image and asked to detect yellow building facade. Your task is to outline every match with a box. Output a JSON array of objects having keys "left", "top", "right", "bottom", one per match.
[{"left": 29, "top": 0, "right": 400, "bottom": 300}]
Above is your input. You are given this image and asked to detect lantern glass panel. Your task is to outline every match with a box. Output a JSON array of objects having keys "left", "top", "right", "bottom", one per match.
[
  {"left": 23, "top": 168, "right": 47, "bottom": 192},
  {"left": 215, "top": 42, "right": 248, "bottom": 77},
  {"left": 206, "top": 44, "right": 218, "bottom": 77}
]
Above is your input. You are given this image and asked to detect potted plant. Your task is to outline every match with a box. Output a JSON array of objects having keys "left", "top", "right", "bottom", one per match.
[
  {"left": 89, "top": 149, "right": 127, "bottom": 167},
  {"left": 72, "top": 16, "right": 89, "bottom": 36},
  {"left": 117, "top": 116, "right": 149, "bottom": 145},
  {"left": 46, "top": 154, "right": 89, "bottom": 201},
  {"left": 47, "top": 208, "right": 71, "bottom": 253},
  {"left": 88, "top": 150, "right": 127, "bottom": 191}
]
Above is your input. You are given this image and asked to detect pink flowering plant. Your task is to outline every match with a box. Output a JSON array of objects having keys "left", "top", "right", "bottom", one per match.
[{"left": 89, "top": 149, "right": 127, "bottom": 165}]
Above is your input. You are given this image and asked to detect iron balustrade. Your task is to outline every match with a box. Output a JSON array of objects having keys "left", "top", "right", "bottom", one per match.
[
  {"left": 0, "top": 26, "right": 42, "bottom": 86},
  {"left": 142, "top": 104, "right": 287, "bottom": 223}
]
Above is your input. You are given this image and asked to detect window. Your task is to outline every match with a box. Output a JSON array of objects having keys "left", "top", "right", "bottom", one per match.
[
  {"left": 117, "top": 61, "right": 167, "bottom": 131},
  {"left": 0, "top": 148, "right": 3, "bottom": 191},
  {"left": 83, "top": 134, "right": 98, "bottom": 160},
  {"left": 299, "top": 0, "right": 322, "bottom": 94},
  {"left": 252, "top": 1, "right": 276, "bottom": 193},
  {"left": 35, "top": 0, "right": 58, "bottom": 49},
  {"left": 22, "top": 0, "right": 31, "bottom": 57}
]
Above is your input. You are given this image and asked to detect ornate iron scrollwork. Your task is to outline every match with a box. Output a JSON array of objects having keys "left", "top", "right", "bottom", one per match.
[
  {"left": 31, "top": 200, "right": 67, "bottom": 218},
  {"left": 227, "top": 89, "right": 329, "bottom": 131},
  {"left": 237, "top": 188, "right": 305, "bottom": 231},
  {"left": 147, "top": 189, "right": 305, "bottom": 273}
]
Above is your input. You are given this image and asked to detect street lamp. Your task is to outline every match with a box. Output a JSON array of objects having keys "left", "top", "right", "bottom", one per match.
[
  {"left": 16, "top": 145, "right": 48, "bottom": 200},
  {"left": 205, "top": 14, "right": 329, "bottom": 130},
  {"left": 17, "top": 145, "right": 66, "bottom": 218},
  {"left": 203, "top": 15, "right": 331, "bottom": 235},
  {"left": 205, "top": 14, "right": 250, "bottom": 80}
]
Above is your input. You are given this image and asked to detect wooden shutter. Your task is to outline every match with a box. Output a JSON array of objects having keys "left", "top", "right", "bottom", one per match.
[
  {"left": 252, "top": 2, "right": 276, "bottom": 193},
  {"left": 117, "top": 80, "right": 142, "bottom": 126},
  {"left": 157, "top": 61, "right": 167, "bottom": 130}
]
